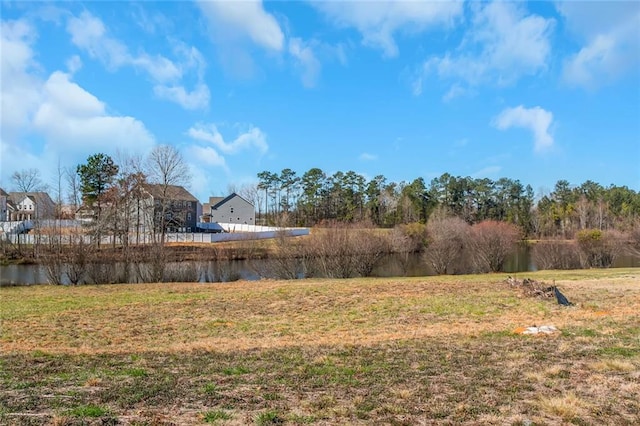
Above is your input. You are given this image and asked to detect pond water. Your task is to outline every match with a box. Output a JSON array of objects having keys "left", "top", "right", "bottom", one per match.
[{"left": 1, "top": 247, "right": 638, "bottom": 286}]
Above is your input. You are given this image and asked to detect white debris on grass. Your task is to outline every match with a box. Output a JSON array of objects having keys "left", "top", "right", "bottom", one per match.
[{"left": 516, "top": 325, "right": 559, "bottom": 335}]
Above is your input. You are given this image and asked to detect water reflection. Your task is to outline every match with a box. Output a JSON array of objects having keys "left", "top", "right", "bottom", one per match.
[{"left": 1, "top": 247, "right": 638, "bottom": 286}]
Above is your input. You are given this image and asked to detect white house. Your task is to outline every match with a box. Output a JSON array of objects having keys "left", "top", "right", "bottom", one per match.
[{"left": 2, "top": 191, "right": 55, "bottom": 221}]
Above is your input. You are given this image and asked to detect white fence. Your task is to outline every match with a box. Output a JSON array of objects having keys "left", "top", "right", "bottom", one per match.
[{"left": 1, "top": 227, "right": 310, "bottom": 245}]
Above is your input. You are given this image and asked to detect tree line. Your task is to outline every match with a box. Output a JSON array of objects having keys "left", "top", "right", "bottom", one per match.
[
  {"left": 249, "top": 168, "right": 640, "bottom": 237},
  {"left": 5, "top": 160, "right": 639, "bottom": 239}
]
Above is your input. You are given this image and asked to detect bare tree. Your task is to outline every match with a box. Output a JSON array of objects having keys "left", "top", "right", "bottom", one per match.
[
  {"left": 468, "top": 220, "right": 520, "bottom": 273},
  {"left": 146, "top": 144, "right": 191, "bottom": 244},
  {"left": 424, "top": 215, "right": 470, "bottom": 275},
  {"left": 576, "top": 229, "right": 624, "bottom": 268},
  {"left": 628, "top": 220, "right": 640, "bottom": 258},
  {"left": 532, "top": 238, "right": 581, "bottom": 270},
  {"left": 65, "top": 166, "right": 82, "bottom": 209},
  {"left": 304, "top": 223, "right": 389, "bottom": 278},
  {"left": 352, "top": 228, "right": 389, "bottom": 277},
  {"left": 11, "top": 168, "right": 47, "bottom": 192},
  {"left": 147, "top": 144, "right": 190, "bottom": 188},
  {"left": 237, "top": 182, "right": 260, "bottom": 210}
]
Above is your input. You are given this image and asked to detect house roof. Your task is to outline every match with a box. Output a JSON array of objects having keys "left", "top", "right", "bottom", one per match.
[
  {"left": 142, "top": 184, "right": 199, "bottom": 202},
  {"left": 6, "top": 192, "right": 54, "bottom": 207},
  {"left": 211, "top": 192, "right": 253, "bottom": 210}
]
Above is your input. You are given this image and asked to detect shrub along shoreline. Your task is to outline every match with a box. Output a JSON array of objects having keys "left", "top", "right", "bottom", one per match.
[{"left": 2, "top": 222, "right": 639, "bottom": 285}]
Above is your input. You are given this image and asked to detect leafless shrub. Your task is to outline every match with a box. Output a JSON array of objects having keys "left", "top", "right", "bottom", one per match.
[
  {"left": 260, "top": 231, "right": 307, "bottom": 279},
  {"left": 65, "top": 235, "right": 89, "bottom": 285},
  {"left": 164, "top": 262, "right": 200, "bottom": 282},
  {"left": 352, "top": 229, "right": 390, "bottom": 277},
  {"left": 306, "top": 225, "right": 354, "bottom": 278},
  {"left": 468, "top": 220, "right": 520, "bottom": 273},
  {"left": 626, "top": 223, "right": 640, "bottom": 258},
  {"left": 135, "top": 243, "right": 167, "bottom": 283},
  {"left": 394, "top": 222, "right": 428, "bottom": 252},
  {"left": 576, "top": 229, "right": 625, "bottom": 268},
  {"left": 42, "top": 253, "right": 65, "bottom": 285},
  {"left": 424, "top": 216, "right": 470, "bottom": 275},
  {"left": 389, "top": 227, "right": 416, "bottom": 276},
  {"left": 304, "top": 223, "right": 390, "bottom": 278},
  {"left": 85, "top": 261, "right": 119, "bottom": 284},
  {"left": 532, "top": 239, "right": 581, "bottom": 270}
]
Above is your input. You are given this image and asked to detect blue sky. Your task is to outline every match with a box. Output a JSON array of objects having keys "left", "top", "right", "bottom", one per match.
[{"left": 1, "top": 1, "right": 639, "bottom": 202}]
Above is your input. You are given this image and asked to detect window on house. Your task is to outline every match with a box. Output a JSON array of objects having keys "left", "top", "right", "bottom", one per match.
[
  {"left": 230, "top": 207, "right": 234, "bottom": 213},
  {"left": 187, "top": 212, "right": 192, "bottom": 221}
]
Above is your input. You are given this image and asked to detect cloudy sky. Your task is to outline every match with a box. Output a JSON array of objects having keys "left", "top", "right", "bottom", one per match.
[{"left": 1, "top": 0, "right": 639, "bottom": 201}]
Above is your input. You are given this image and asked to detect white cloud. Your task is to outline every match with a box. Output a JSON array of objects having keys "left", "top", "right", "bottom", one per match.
[
  {"left": 0, "top": 18, "right": 156, "bottom": 188},
  {"left": 289, "top": 37, "right": 321, "bottom": 88},
  {"left": 558, "top": 2, "right": 640, "bottom": 89},
  {"left": 418, "top": 2, "right": 553, "bottom": 93},
  {"left": 67, "top": 11, "right": 130, "bottom": 71},
  {"left": 471, "top": 166, "right": 502, "bottom": 179},
  {"left": 187, "top": 145, "right": 227, "bottom": 168},
  {"left": 359, "top": 152, "right": 378, "bottom": 161},
  {"left": 493, "top": 105, "right": 554, "bottom": 152},
  {"left": 66, "top": 55, "right": 82, "bottom": 74},
  {"left": 154, "top": 84, "right": 210, "bottom": 111},
  {"left": 442, "top": 83, "right": 466, "bottom": 102},
  {"left": 197, "top": 0, "right": 284, "bottom": 52},
  {"left": 33, "top": 71, "right": 155, "bottom": 153},
  {"left": 313, "top": 0, "right": 463, "bottom": 57},
  {"left": 188, "top": 123, "right": 268, "bottom": 155},
  {"left": 66, "top": 11, "right": 209, "bottom": 109},
  {"left": 1, "top": 20, "right": 41, "bottom": 138},
  {"left": 185, "top": 123, "right": 268, "bottom": 197}
]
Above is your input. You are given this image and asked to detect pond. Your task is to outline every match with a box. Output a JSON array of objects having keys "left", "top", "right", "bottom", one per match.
[{"left": 2, "top": 245, "right": 638, "bottom": 286}]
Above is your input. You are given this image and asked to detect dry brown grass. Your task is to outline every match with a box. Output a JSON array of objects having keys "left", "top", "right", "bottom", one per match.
[
  {"left": 1, "top": 268, "right": 639, "bottom": 425},
  {"left": 2, "top": 270, "right": 639, "bottom": 355}
]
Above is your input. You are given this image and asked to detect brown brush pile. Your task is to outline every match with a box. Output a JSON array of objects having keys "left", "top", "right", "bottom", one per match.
[{"left": 505, "top": 276, "right": 556, "bottom": 299}]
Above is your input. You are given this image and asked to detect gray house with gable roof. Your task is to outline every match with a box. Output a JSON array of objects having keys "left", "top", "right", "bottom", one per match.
[{"left": 201, "top": 193, "right": 254, "bottom": 225}]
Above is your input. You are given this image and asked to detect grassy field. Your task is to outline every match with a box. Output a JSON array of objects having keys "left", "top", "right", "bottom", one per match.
[{"left": 1, "top": 269, "right": 639, "bottom": 425}]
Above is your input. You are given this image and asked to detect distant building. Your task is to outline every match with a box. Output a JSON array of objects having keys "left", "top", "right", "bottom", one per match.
[
  {"left": 201, "top": 193, "right": 254, "bottom": 225},
  {"left": 142, "top": 184, "right": 202, "bottom": 232},
  {"left": 0, "top": 188, "right": 7, "bottom": 221},
  {"left": 0, "top": 189, "right": 55, "bottom": 221}
]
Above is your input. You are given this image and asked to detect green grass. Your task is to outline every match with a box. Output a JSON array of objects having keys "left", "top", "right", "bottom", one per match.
[
  {"left": 255, "top": 410, "right": 284, "bottom": 425},
  {"left": 202, "top": 409, "right": 232, "bottom": 423},
  {"left": 1, "top": 269, "right": 639, "bottom": 424},
  {"left": 124, "top": 367, "right": 148, "bottom": 377},
  {"left": 68, "top": 404, "right": 109, "bottom": 417}
]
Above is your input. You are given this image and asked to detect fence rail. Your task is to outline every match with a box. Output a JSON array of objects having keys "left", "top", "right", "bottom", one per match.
[{"left": 1, "top": 228, "right": 310, "bottom": 245}]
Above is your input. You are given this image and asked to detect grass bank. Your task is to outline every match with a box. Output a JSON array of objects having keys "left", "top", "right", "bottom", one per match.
[{"left": 1, "top": 269, "right": 639, "bottom": 424}]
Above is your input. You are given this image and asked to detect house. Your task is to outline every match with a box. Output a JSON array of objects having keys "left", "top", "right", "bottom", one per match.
[
  {"left": 0, "top": 188, "right": 7, "bottom": 221},
  {"left": 202, "top": 193, "right": 255, "bottom": 225},
  {"left": 142, "top": 184, "right": 202, "bottom": 232},
  {"left": 1, "top": 190, "right": 55, "bottom": 221}
]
